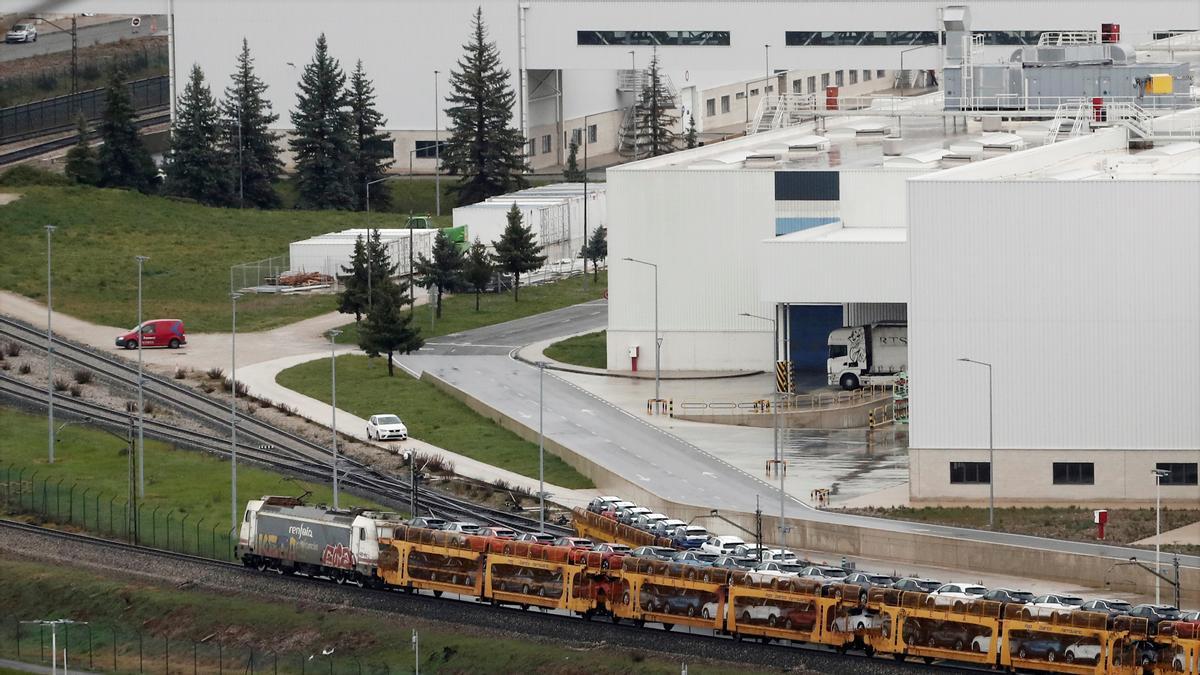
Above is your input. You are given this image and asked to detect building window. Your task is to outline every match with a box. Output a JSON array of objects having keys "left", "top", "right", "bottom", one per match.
[
  {"left": 570, "top": 128, "right": 582, "bottom": 146},
  {"left": 1052, "top": 462, "right": 1095, "bottom": 485},
  {"left": 877, "top": 69, "right": 886, "bottom": 79},
  {"left": 749, "top": 88, "right": 759, "bottom": 97},
  {"left": 849, "top": 70, "right": 858, "bottom": 85},
  {"left": 820, "top": 73, "right": 830, "bottom": 88},
  {"left": 835, "top": 70, "right": 844, "bottom": 86},
  {"left": 1157, "top": 463, "right": 1199, "bottom": 486},
  {"left": 1153, "top": 30, "right": 1197, "bottom": 40},
  {"left": 414, "top": 140, "right": 446, "bottom": 159},
  {"left": 720, "top": 95, "right": 730, "bottom": 113},
  {"left": 863, "top": 69, "right": 872, "bottom": 81},
  {"left": 541, "top": 134, "right": 551, "bottom": 154},
  {"left": 949, "top": 462, "right": 991, "bottom": 484},
  {"left": 706, "top": 98, "right": 716, "bottom": 116},
  {"left": 735, "top": 91, "right": 745, "bottom": 100},
  {"left": 807, "top": 75, "right": 816, "bottom": 93},
  {"left": 786, "top": 31, "right": 939, "bottom": 46},
  {"left": 765, "top": 85, "right": 774, "bottom": 93},
  {"left": 588, "top": 124, "right": 597, "bottom": 143},
  {"left": 791, "top": 80, "right": 803, "bottom": 94},
  {"left": 577, "top": 30, "right": 731, "bottom": 46}
]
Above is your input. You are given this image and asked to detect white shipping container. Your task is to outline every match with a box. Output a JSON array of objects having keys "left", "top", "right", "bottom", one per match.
[{"left": 288, "top": 229, "right": 437, "bottom": 279}]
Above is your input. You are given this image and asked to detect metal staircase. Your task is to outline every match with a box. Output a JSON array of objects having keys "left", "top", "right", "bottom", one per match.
[
  {"left": 747, "top": 94, "right": 817, "bottom": 135},
  {"left": 1044, "top": 100, "right": 1090, "bottom": 144},
  {"left": 1104, "top": 102, "right": 1154, "bottom": 140}
]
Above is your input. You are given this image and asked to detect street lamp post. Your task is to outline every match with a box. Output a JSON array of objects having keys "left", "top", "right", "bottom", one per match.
[
  {"left": 135, "top": 255, "right": 150, "bottom": 498},
  {"left": 230, "top": 293, "right": 241, "bottom": 534},
  {"left": 365, "top": 176, "right": 404, "bottom": 312},
  {"left": 957, "top": 357, "right": 994, "bottom": 528},
  {"left": 328, "top": 329, "right": 343, "bottom": 509},
  {"left": 582, "top": 113, "right": 590, "bottom": 290},
  {"left": 629, "top": 50, "right": 638, "bottom": 160},
  {"left": 1152, "top": 468, "right": 1169, "bottom": 603},
  {"left": 45, "top": 224, "right": 56, "bottom": 464},
  {"left": 739, "top": 311, "right": 786, "bottom": 538},
  {"left": 623, "top": 257, "right": 660, "bottom": 402},
  {"left": 537, "top": 361, "right": 547, "bottom": 532}
]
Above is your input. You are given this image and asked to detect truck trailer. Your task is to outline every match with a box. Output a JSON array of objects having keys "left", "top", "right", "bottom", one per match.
[
  {"left": 827, "top": 323, "right": 907, "bottom": 390},
  {"left": 235, "top": 495, "right": 405, "bottom": 585}
]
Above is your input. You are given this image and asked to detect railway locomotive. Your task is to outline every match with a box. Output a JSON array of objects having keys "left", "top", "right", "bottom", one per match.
[{"left": 238, "top": 497, "right": 1200, "bottom": 674}]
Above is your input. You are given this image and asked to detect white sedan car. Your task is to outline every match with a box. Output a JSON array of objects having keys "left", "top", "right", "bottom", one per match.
[
  {"left": 928, "top": 582, "right": 988, "bottom": 607},
  {"left": 367, "top": 414, "right": 408, "bottom": 441}
]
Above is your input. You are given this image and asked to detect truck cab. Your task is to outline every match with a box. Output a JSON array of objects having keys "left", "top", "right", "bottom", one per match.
[{"left": 827, "top": 323, "right": 907, "bottom": 390}]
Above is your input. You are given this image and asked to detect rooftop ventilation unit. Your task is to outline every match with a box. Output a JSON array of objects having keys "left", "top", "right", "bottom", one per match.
[
  {"left": 846, "top": 120, "right": 892, "bottom": 136},
  {"left": 885, "top": 149, "right": 951, "bottom": 166},
  {"left": 787, "top": 136, "right": 832, "bottom": 159},
  {"left": 743, "top": 153, "right": 782, "bottom": 168}
]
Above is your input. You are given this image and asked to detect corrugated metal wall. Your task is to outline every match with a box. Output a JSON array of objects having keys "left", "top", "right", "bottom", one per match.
[
  {"left": 845, "top": 302, "right": 907, "bottom": 326},
  {"left": 909, "top": 179, "right": 1200, "bottom": 451}
]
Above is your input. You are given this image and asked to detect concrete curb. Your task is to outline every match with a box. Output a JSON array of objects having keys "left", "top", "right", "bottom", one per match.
[{"left": 512, "top": 332, "right": 763, "bottom": 381}]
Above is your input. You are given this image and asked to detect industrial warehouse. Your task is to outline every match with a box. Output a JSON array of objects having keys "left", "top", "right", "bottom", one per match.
[{"left": 607, "top": 11, "right": 1200, "bottom": 506}]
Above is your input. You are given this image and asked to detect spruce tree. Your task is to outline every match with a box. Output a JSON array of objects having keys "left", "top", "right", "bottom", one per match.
[
  {"left": 365, "top": 228, "right": 396, "bottom": 309},
  {"left": 635, "top": 51, "right": 680, "bottom": 157},
  {"left": 583, "top": 225, "right": 607, "bottom": 281},
  {"left": 443, "top": 8, "right": 528, "bottom": 206},
  {"left": 64, "top": 115, "right": 99, "bottom": 186},
  {"left": 98, "top": 68, "right": 159, "bottom": 192},
  {"left": 358, "top": 283, "right": 423, "bottom": 377},
  {"left": 347, "top": 60, "right": 394, "bottom": 211},
  {"left": 165, "top": 64, "right": 232, "bottom": 206},
  {"left": 414, "top": 230, "right": 466, "bottom": 318},
  {"left": 336, "top": 234, "right": 369, "bottom": 322},
  {"left": 290, "top": 33, "right": 354, "bottom": 210},
  {"left": 462, "top": 237, "right": 493, "bottom": 311},
  {"left": 222, "top": 39, "right": 283, "bottom": 209},
  {"left": 491, "top": 203, "right": 545, "bottom": 302},
  {"left": 685, "top": 114, "right": 698, "bottom": 149},
  {"left": 563, "top": 140, "right": 585, "bottom": 181}
]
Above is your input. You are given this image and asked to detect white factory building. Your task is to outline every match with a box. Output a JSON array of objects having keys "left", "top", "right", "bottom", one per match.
[
  {"left": 607, "top": 14, "right": 1200, "bottom": 503},
  {"left": 14, "top": 0, "right": 1196, "bottom": 171}
]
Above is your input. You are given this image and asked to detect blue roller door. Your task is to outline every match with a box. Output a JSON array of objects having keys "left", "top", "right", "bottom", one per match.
[{"left": 788, "top": 305, "right": 842, "bottom": 373}]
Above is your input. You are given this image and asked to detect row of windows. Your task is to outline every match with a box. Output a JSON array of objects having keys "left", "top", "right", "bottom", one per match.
[
  {"left": 568, "top": 124, "right": 599, "bottom": 147},
  {"left": 577, "top": 31, "right": 730, "bottom": 46},
  {"left": 575, "top": 29, "right": 1163, "bottom": 47},
  {"left": 413, "top": 140, "right": 445, "bottom": 159},
  {"left": 949, "top": 462, "right": 1198, "bottom": 486},
  {"left": 704, "top": 70, "right": 888, "bottom": 117}
]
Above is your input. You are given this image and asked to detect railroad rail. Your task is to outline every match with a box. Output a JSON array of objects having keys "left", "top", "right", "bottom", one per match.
[
  {"left": 0, "top": 519, "right": 970, "bottom": 674},
  {"left": 0, "top": 316, "right": 570, "bottom": 535},
  {"left": 0, "top": 111, "right": 169, "bottom": 167}
]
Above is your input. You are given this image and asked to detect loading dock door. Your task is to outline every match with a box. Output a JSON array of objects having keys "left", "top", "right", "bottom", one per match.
[{"left": 787, "top": 305, "right": 843, "bottom": 373}]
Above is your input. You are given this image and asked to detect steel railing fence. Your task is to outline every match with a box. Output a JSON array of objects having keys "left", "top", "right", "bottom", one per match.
[{"left": 0, "top": 75, "right": 169, "bottom": 145}]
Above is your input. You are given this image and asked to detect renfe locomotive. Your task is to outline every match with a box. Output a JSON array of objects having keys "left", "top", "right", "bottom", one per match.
[{"left": 237, "top": 496, "right": 1200, "bottom": 674}]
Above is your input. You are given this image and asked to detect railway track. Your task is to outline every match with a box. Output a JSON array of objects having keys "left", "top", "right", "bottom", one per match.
[
  {"left": 0, "top": 316, "right": 571, "bottom": 536},
  {"left": 0, "top": 111, "right": 170, "bottom": 167},
  {"left": 0, "top": 518, "right": 969, "bottom": 674}
]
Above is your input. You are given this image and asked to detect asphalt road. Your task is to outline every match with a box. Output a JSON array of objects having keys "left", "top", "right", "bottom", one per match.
[
  {"left": 418, "top": 299, "right": 606, "bottom": 356},
  {"left": 0, "top": 16, "right": 160, "bottom": 62},
  {"left": 397, "top": 302, "right": 1200, "bottom": 570}
]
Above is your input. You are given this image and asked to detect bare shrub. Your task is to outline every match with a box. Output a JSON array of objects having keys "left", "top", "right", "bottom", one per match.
[
  {"left": 205, "top": 367, "right": 224, "bottom": 380},
  {"left": 72, "top": 369, "right": 94, "bottom": 385},
  {"left": 53, "top": 378, "right": 69, "bottom": 392},
  {"left": 18, "top": 363, "right": 32, "bottom": 375},
  {"left": 173, "top": 367, "right": 188, "bottom": 380},
  {"left": 69, "top": 384, "right": 82, "bottom": 397}
]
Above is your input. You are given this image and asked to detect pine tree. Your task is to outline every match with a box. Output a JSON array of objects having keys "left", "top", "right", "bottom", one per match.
[
  {"left": 685, "top": 114, "right": 698, "bottom": 149},
  {"left": 563, "top": 140, "right": 585, "bottom": 181},
  {"left": 64, "top": 115, "right": 99, "bottom": 185},
  {"left": 582, "top": 225, "right": 607, "bottom": 281},
  {"left": 462, "top": 237, "right": 493, "bottom": 311},
  {"left": 98, "top": 68, "right": 159, "bottom": 192},
  {"left": 491, "top": 203, "right": 545, "bottom": 302},
  {"left": 289, "top": 33, "right": 354, "bottom": 210},
  {"left": 336, "top": 234, "right": 369, "bottom": 322},
  {"left": 414, "top": 230, "right": 466, "bottom": 318},
  {"left": 222, "top": 39, "right": 283, "bottom": 209},
  {"left": 358, "top": 283, "right": 423, "bottom": 377},
  {"left": 165, "top": 64, "right": 232, "bottom": 206},
  {"left": 365, "top": 228, "right": 396, "bottom": 308},
  {"left": 443, "top": 8, "right": 528, "bottom": 206},
  {"left": 635, "top": 51, "right": 680, "bottom": 157},
  {"left": 347, "top": 60, "right": 394, "bottom": 211}
]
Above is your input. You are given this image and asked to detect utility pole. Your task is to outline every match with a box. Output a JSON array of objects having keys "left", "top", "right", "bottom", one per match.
[
  {"left": 538, "top": 362, "right": 546, "bottom": 532},
  {"left": 629, "top": 50, "right": 638, "bottom": 160},
  {"left": 433, "top": 69, "right": 441, "bottom": 218},
  {"left": 582, "top": 113, "right": 590, "bottom": 290},
  {"left": 328, "top": 329, "right": 343, "bottom": 509},
  {"left": 135, "top": 255, "right": 149, "bottom": 498},
  {"left": 45, "top": 224, "right": 56, "bottom": 464},
  {"left": 230, "top": 293, "right": 241, "bottom": 535}
]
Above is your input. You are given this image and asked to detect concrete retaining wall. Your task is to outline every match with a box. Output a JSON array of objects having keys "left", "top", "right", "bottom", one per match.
[
  {"left": 673, "top": 395, "right": 888, "bottom": 429},
  {"left": 422, "top": 371, "right": 1199, "bottom": 603}
]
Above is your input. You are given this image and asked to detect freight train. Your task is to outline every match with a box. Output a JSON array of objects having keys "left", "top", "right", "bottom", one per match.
[{"left": 237, "top": 496, "right": 1200, "bottom": 674}]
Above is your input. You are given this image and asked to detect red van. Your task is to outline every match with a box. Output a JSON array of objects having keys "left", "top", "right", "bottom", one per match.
[{"left": 115, "top": 319, "right": 186, "bottom": 349}]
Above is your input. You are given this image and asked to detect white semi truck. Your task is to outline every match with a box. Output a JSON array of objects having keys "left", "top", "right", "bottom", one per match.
[{"left": 827, "top": 322, "right": 907, "bottom": 390}]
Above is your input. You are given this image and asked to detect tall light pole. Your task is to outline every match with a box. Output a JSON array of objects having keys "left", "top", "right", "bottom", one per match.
[
  {"left": 328, "top": 328, "right": 343, "bottom": 509},
  {"left": 764, "top": 44, "right": 771, "bottom": 82},
  {"left": 230, "top": 293, "right": 241, "bottom": 533},
  {"left": 957, "top": 357, "right": 994, "bottom": 528},
  {"left": 45, "top": 224, "right": 56, "bottom": 464},
  {"left": 740, "top": 312, "right": 780, "bottom": 463},
  {"left": 135, "top": 255, "right": 149, "bottom": 498},
  {"left": 537, "top": 361, "right": 546, "bottom": 532},
  {"left": 365, "top": 176, "right": 401, "bottom": 313},
  {"left": 582, "top": 113, "right": 590, "bottom": 290},
  {"left": 433, "top": 69, "right": 441, "bottom": 218},
  {"left": 623, "top": 257, "right": 660, "bottom": 402},
  {"left": 1152, "top": 468, "right": 1169, "bottom": 603},
  {"left": 629, "top": 50, "right": 638, "bottom": 160}
]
